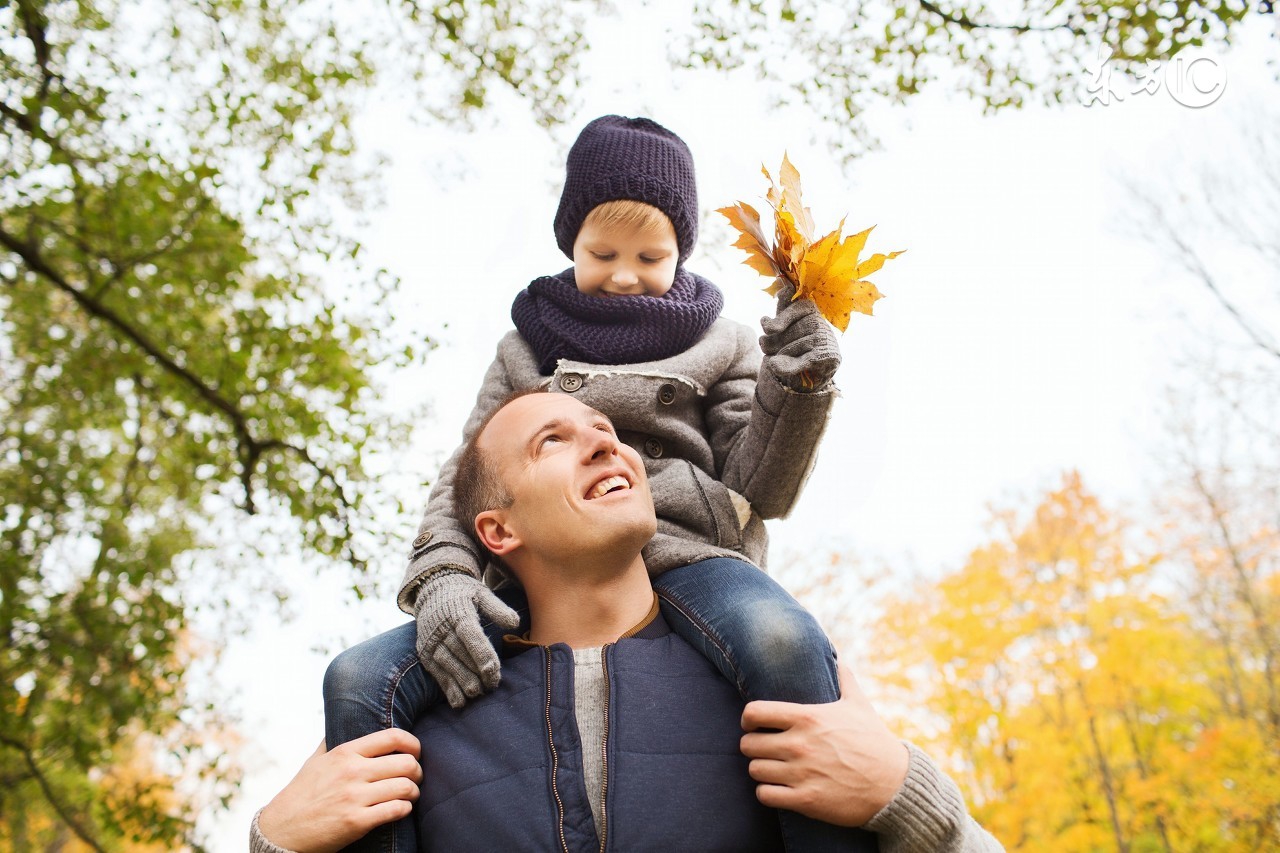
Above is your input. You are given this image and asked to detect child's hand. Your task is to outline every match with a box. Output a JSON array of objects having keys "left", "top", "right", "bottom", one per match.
[
  {"left": 760, "top": 282, "right": 842, "bottom": 391},
  {"left": 413, "top": 569, "right": 521, "bottom": 708}
]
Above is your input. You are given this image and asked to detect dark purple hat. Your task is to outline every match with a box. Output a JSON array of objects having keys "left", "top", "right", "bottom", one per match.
[{"left": 553, "top": 115, "right": 698, "bottom": 264}]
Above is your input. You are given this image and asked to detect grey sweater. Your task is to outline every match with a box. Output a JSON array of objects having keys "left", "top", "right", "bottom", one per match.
[{"left": 398, "top": 318, "right": 837, "bottom": 610}]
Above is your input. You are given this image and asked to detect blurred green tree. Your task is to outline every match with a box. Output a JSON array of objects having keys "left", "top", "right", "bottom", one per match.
[
  {"left": 685, "top": 0, "right": 1258, "bottom": 157},
  {"left": 0, "top": 0, "right": 598, "bottom": 846}
]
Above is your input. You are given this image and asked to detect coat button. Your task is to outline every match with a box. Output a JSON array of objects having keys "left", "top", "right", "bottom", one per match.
[
  {"left": 658, "top": 383, "right": 676, "bottom": 405},
  {"left": 412, "top": 531, "right": 432, "bottom": 549},
  {"left": 644, "top": 438, "right": 664, "bottom": 458},
  {"left": 559, "top": 373, "right": 583, "bottom": 393}
]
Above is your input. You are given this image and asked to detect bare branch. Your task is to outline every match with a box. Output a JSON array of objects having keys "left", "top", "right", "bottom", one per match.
[
  {"left": 1186, "top": 464, "right": 1280, "bottom": 730},
  {"left": 1129, "top": 186, "right": 1280, "bottom": 362}
]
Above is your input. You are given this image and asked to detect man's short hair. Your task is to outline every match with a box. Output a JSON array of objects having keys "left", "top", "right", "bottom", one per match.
[
  {"left": 453, "top": 388, "right": 545, "bottom": 548},
  {"left": 581, "top": 199, "right": 672, "bottom": 239}
]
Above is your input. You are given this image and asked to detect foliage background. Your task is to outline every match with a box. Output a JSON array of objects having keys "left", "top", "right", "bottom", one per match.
[{"left": 2, "top": 0, "right": 1277, "bottom": 849}]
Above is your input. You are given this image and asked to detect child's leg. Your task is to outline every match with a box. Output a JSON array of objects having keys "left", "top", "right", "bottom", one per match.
[
  {"left": 320, "top": 585, "right": 529, "bottom": 853},
  {"left": 654, "top": 557, "right": 879, "bottom": 853},
  {"left": 321, "top": 622, "right": 432, "bottom": 853},
  {"left": 653, "top": 556, "right": 839, "bottom": 704},
  {"left": 323, "top": 622, "right": 438, "bottom": 747},
  {"left": 323, "top": 584, "right": 530, "bottom": 745}
]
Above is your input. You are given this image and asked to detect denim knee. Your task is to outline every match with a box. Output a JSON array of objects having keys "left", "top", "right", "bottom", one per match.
[
  {"left": 738, "top": 595, "right": 832, "bottom": 671},
  {"left": 656, "top": 562, "right": 839, "bottom": 704},
  {"left": 323, "top": 642, "right": 388, "bottom": 705},
  {"left": 322, "top": 623, "right": 420, "bottom": 707}
]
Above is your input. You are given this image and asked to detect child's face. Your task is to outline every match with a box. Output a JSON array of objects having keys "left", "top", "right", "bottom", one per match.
[{"left": 572, "top": 218, "right": 679, "bottom": 298}]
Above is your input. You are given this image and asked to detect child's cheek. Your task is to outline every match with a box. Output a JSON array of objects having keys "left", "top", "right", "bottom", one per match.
[{"left": 572, "top": 262, "right": 602, "bottom": 297}]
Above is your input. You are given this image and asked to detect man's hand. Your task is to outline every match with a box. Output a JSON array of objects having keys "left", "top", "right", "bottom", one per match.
[
  {"left": 759, "top": 283, "right": 841, "bottom": 391},
  {"left": 258, "top": 730, "right": 424, "bottom": 853},
  {"left": 740, "top": 662, "right": 909, "bottom": 827},
  {"left": 414, "top": 569, "right": 521, "bottom": 709}
]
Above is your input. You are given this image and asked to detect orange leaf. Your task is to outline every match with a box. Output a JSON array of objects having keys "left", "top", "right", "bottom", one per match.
[
  {"left": 720, "top": 157, "right": 906, "bottom": 331},
  {"left": 716, "top": 202, "right": 779, "bottom": 279}
]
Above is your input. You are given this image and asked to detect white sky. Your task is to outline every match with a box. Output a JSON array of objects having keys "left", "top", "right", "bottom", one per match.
[{"left": 206, "top": 10, "right": 1278, "bottom": 849}]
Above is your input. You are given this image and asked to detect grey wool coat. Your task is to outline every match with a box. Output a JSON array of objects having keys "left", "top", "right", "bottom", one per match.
[{"left": 397, "top": 317, "right": 836, "bottom": 611}]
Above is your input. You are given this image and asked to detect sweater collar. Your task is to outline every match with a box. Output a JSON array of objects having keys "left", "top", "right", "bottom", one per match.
[{"left": 504, "top": 592, "right": 662, "bottom": 651}]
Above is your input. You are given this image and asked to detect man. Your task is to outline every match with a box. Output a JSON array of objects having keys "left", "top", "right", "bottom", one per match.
[{"left": 253, "top": 392, "right": 1003, "bottom": 852}]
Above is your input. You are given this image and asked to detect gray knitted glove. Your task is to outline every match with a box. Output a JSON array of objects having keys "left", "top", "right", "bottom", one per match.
[
  {"left": 413, "top": 569, "right": 521, "bottom": 709},
  {"left": 760, "top": 283, "right": 842, "bottom": 391}
]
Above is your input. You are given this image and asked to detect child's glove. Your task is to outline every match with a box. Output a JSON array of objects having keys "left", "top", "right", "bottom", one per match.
[
  {"left": 413, "top": 569, "right": 521, "bottom": 709},
  {"left": 760, "top": 283, "right": 841, "bottom": 391}
]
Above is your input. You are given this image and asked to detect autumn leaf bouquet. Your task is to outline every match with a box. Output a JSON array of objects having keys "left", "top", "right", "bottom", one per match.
[{"left": 717, "top": 155, "right": 904, "bottom": 333}]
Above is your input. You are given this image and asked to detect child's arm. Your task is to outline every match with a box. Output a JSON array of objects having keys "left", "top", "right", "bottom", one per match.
[
  {"left": 709, "top": 289, "right": 842, "bottom": 519},
  {"left": 396, "top": 336, "right": 530, "bottom": 707}
]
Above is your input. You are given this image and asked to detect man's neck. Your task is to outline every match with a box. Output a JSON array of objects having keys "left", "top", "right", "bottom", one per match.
[{"left": 523, "top": 556, "right": 656, "bottom": 649}]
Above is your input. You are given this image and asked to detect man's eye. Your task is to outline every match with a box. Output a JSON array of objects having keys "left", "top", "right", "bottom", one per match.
[{"left": 540, "top": 434, "right": 562, "bottom": 447}]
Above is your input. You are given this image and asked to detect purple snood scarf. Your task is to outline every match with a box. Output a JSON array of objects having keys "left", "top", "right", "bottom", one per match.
[{"left": 511, "top": 267, "right": 725, "bottom": 375}]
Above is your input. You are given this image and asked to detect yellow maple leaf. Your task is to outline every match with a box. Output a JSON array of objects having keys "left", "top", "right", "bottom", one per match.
[{"left": 716, "top": 154, "right": 905, "bottom": 332}]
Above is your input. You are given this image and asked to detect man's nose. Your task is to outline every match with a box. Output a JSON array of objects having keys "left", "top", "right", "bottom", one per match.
[{"left": 583, "top": 427, "right": 619, "bottom": 461}]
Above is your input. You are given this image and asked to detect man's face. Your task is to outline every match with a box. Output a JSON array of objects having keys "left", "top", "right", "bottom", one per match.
[
  {"left": 477, "top": 393, "right": 657, "bottom": 564},
  {"left": 571, "top": 217, "right": 679, "bottom": 298}
]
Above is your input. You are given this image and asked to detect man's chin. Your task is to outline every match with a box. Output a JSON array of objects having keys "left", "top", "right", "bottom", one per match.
[{"left": 576, "top": 518, "right": 657, "bottom": 568}]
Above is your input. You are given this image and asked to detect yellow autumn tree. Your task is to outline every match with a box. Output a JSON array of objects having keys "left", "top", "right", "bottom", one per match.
[{"left": 870, "top": 473, "right": 1279, "bottom": 851}]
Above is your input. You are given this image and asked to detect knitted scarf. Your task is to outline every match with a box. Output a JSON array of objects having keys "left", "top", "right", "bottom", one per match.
[{"left": 511, "top": 267, "right": 724, "bottom": 375}]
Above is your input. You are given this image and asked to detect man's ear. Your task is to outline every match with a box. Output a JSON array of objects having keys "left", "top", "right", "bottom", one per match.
[{"left": 475, "top": 509, "right": 521, "bottom": 557}]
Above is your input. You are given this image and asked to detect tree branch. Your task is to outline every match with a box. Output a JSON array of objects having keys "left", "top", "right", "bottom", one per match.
[
  {"left": 0, "top": 224, "right": 272, "bottom": 507},
  {"left": 0, "top": 734, "right": 108, "bottom": 853},
  {"left": 14, "top": 0, "right": 56, "bottom": 99},
  {"left": 916, "top": 0, "right": 1073, "bottom": 34},
  {"left": 1134, "top": 188, "right": 1280, "bottom": 363},
  {"left": 0, "top": 226, "right": 248, "bottom": 428},
  {"left": 1186, "top": 465, "right": 1280, "bottom": 730}
]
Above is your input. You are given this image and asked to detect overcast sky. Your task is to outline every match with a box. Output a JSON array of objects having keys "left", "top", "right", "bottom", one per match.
[{"left": 207, "top": 10, "right": 1278, "bottom": 848}]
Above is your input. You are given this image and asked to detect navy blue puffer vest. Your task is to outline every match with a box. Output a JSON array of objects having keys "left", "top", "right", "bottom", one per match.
[{"left": 411, "top": 614, "right": 785, "bottom": 851}]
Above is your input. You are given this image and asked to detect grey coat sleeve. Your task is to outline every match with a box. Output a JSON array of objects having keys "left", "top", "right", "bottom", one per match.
[
  {"left": 866, "top": 743, "right": 1005, "bottom": 853},
  {"left": 396, "top": 343, "right": 527, "bottom": 613},
  {"left": 708, "top": 321, "right": 836, "bottom": 520}
]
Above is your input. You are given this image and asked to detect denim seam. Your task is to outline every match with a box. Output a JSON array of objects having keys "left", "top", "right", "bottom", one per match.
[
  {"left": 384, "top": 656, "right": 425, "bottom": 853},
  {"left": 655, "top": 588, "right": 748, "bottom": 698},
  {"left": 383, "top": 655, "right": 424, "bottom": 730}
]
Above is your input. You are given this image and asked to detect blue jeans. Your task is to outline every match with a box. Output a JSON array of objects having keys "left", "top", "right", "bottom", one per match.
[
  {"left": 324, "top": 560, "right": 876, "bottom": 852},
  {"left": 655, "top": 557, "right": 878, "bottom": 852}
]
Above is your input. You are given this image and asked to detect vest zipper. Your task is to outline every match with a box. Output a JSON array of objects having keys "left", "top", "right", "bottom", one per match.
[
  {"left": 545, "top": 647, "right": 570, "bottom": 853},
  {"left": 597, "top": 644, "right": 611, "bottom": 852}
]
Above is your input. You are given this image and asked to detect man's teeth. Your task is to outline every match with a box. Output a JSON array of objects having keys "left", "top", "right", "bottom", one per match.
[{"left": 590, "top": 476, "right": 629, "bottom": 499}]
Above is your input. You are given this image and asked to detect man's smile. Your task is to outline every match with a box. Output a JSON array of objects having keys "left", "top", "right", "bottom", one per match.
[{"left": 585, "top": 473, "right": 632, "bottom": 500}]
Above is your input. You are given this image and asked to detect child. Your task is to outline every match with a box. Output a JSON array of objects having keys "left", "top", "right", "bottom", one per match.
[{"left": 324, "top": 116, "right": 866, "bottom": 851}]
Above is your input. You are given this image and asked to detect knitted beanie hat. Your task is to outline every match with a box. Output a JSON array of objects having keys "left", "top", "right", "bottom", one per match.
[{"left": 553, "top": 115, "right": 699, "bottom": 264}]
